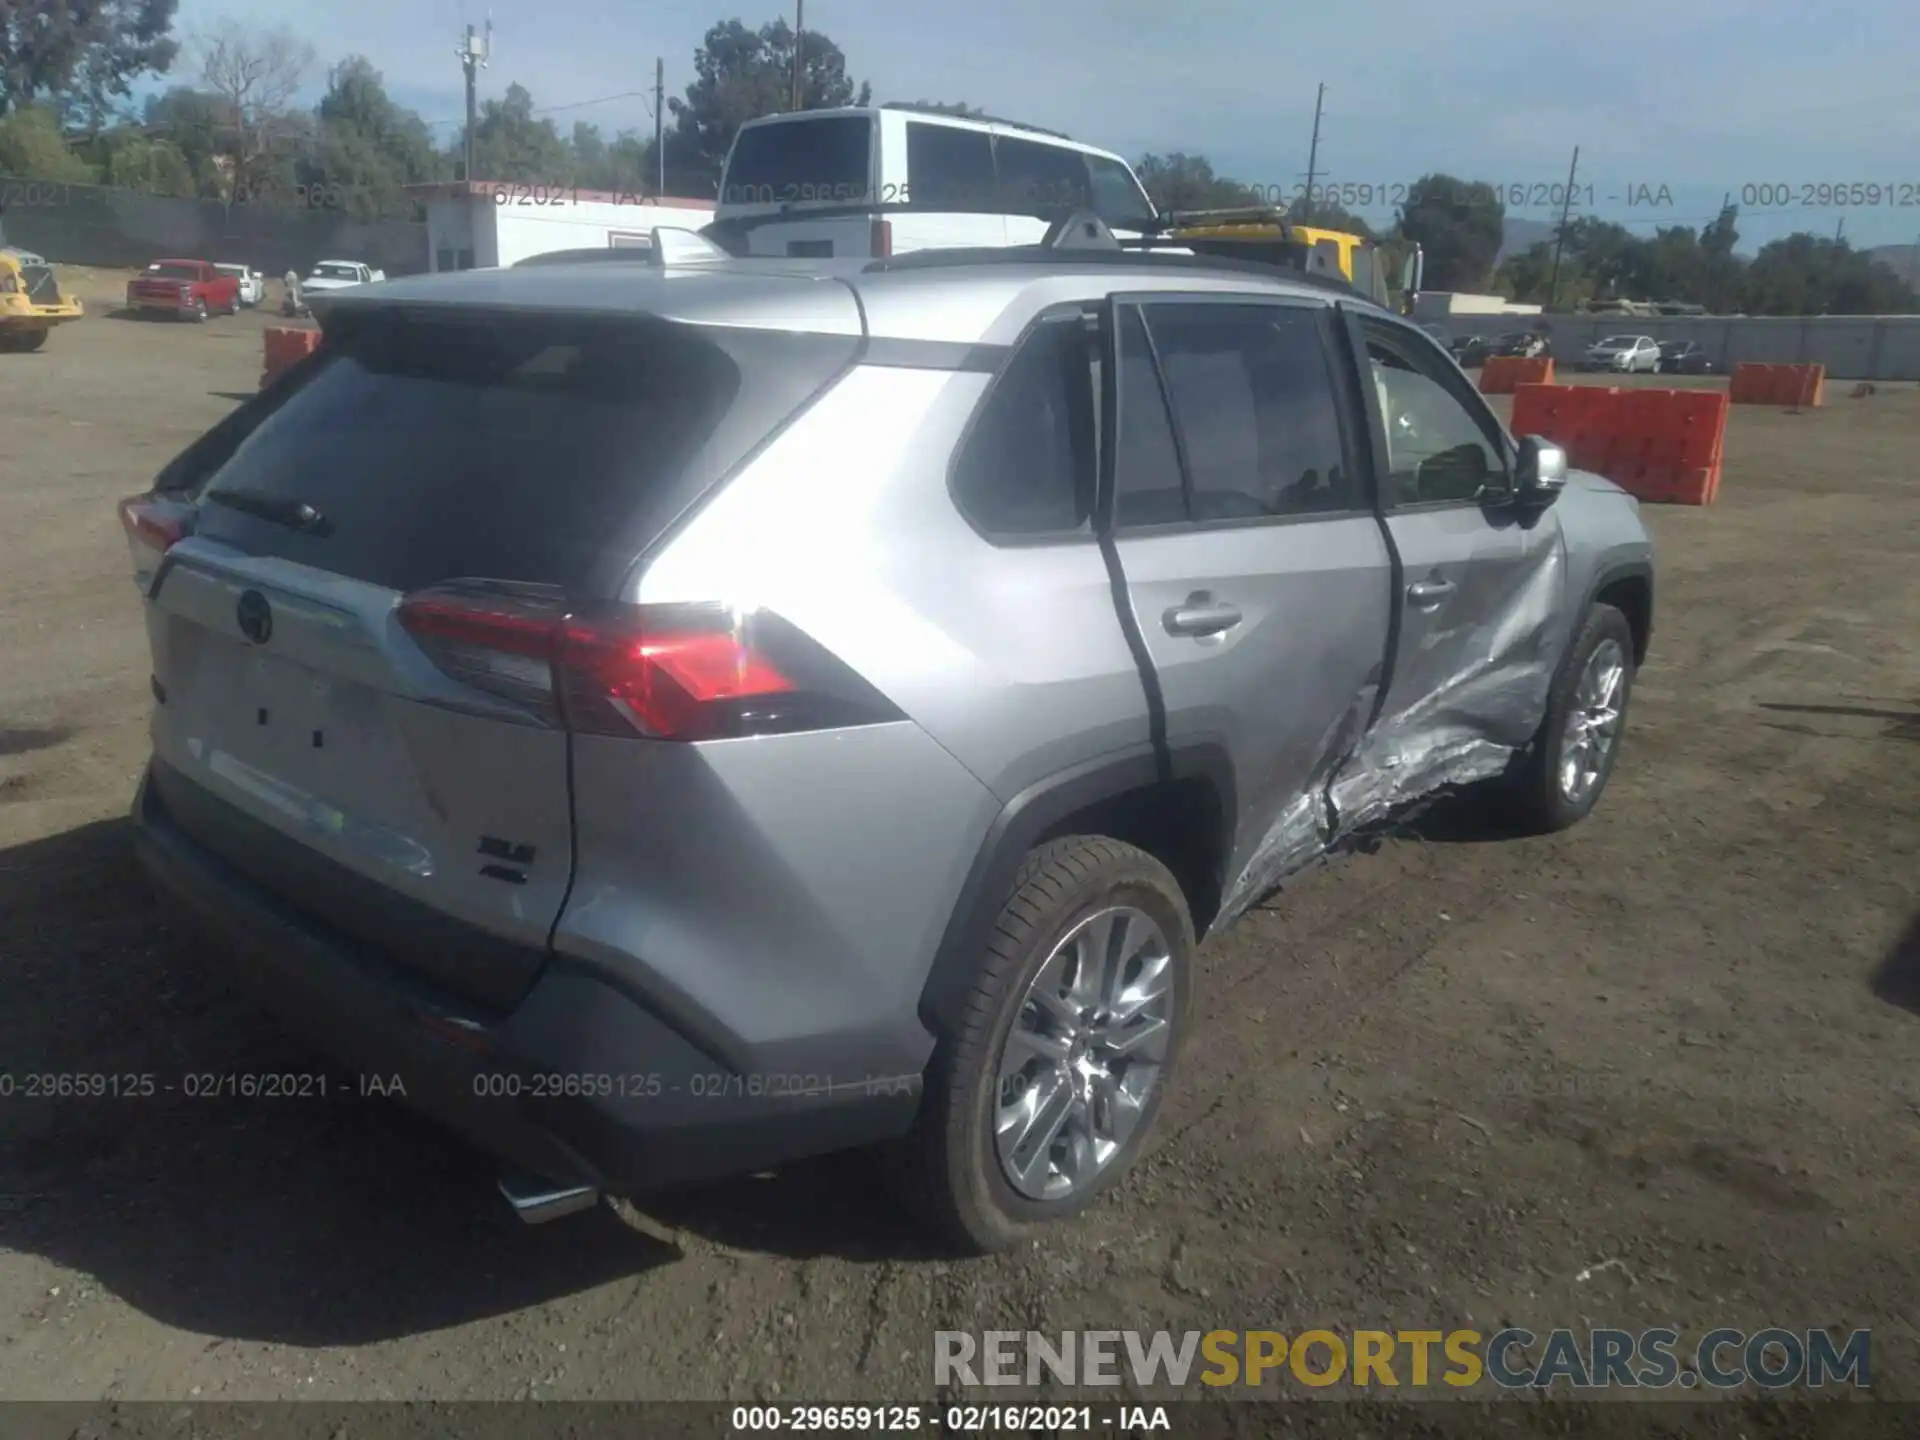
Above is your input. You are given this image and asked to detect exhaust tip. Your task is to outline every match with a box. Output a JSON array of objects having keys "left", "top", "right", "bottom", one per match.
[{"left": 498, "top": 1172, "right": 600, "bottom": 1224}]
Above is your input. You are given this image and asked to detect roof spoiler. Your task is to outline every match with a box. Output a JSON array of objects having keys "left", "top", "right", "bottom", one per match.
[{"left": 649, "top": 226, "right": 732, "bottom": 265}]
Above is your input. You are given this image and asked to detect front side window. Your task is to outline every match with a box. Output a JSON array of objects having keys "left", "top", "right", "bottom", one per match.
[
  {"left": 1086, "top": 155, "right": 1156, "bottom": 229},
  {"left": 993, "top": 136, "right": 1091, "bottom": 213},
  {"left": 950, "top": 315, "right": 1095, "bottom": 536},
  {"left": 1362, "top": 322, "right": 1510, "bottom": 506}
]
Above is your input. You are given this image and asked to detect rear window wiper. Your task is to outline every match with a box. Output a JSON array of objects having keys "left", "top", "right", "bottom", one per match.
[{"left": 202, "top": 487, "right": 333, "bottom": 536}]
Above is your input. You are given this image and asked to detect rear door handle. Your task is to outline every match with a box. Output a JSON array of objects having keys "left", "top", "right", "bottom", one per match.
[
  {"left": 1163, "top": 597, "right": 1243, "bottom": 637},
  {"left": 1407, "top": 577, "right": 1455, "bottom": 609}
]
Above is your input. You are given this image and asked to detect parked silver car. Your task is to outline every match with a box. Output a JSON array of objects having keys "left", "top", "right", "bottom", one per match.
[
  {"left": 1583, "top": 334, "right": 1661, "bottom": 372},
  {"left": 118, "top": 219, "right": 1654, "bottom": 1252}
]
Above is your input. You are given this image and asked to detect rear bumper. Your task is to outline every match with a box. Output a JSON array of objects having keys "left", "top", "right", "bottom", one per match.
[{"left": 131, "top": 764, "right": 923, "bottom": 1193}]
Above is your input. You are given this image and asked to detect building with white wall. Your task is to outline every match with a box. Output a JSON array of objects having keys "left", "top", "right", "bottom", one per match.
[{"left": 411, "top": 181, "right": 716, "bottom": 271}]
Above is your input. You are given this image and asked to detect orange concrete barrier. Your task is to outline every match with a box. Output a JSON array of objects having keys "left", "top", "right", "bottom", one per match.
[
  {"left": 260, "top": 325, "right": 322, "bottom": 389},
  {"left": 1511, "top": 383, "right": 1728, "bottom": 505},
  {"left": 1478, "top": 355, "right": 1554, "bottom": 394},
  {"left": 1729, "top": 362, "right": 1824, "bottom": 407}
]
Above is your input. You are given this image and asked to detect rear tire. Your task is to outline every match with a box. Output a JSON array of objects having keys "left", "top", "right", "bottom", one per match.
[
  {"left": 1502, "top": 603, "right": 1636, "bottom": 834},
  {"left": 883, "top": 837, "right": 1194, "bottom": 1254},
  {"left": 16, "top": 327, "right": 47, "bottom": 352}
]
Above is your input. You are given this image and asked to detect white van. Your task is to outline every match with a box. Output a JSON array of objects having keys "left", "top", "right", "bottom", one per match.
[{"left": 707, "top": 104, "right": 1160, "bottom": 259}]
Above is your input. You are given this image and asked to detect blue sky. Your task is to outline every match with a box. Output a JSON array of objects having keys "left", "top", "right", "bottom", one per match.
[{"left": 166, "top": 0, "right": 1920, "bottom": 252}]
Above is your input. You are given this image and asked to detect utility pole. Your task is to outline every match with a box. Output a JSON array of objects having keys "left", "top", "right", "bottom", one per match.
[
  {"left": 457, "top": 19, "right": 492, "bottom": 183},
  {"left": 1834, "top": 215, "right": 1845, "bottom": 243},
  {"left": 1906, "top": 231, "right": 1918, "bottom": 293},
  {"left": 1545, "top": 145, "right": 1579, "bottom": 311},
  {"left": 1301, "top": 82, "right": 1324, "bottom": 219},
  {"left": 655, "top": 57, "right": 666, "bottom": 196},
  {"left": 790, "top": 0, "right": 804, "bottom": 111}
]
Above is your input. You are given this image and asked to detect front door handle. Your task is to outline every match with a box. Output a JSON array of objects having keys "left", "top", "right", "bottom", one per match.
[
  {"left": 1407, "top": 577, "right": 1455, "bottom": 609},
  {"left": 1163, "top": 595, "right": 1243, "bottom": 638}
]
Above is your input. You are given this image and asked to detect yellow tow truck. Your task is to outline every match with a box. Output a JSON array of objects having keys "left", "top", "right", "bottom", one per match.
[
  {"left": 1159, "top": 205, "right": 1422, "bottom": 314},
  {"left": 0, "top": 246, "right": 83, "bottom": 351}
]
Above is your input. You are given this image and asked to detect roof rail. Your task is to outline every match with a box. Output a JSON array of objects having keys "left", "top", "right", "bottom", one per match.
[
  {"left": 878, "top": 101, "right": 1071, "bottom": 141},
  {"left": 864, "top": 242, "right": 1369, "bottom": 301}
]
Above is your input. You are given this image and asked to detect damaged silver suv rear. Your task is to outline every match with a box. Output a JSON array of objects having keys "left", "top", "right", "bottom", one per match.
[{"left": 124, "top": 227, "right": 1653, "bottom": 1253}]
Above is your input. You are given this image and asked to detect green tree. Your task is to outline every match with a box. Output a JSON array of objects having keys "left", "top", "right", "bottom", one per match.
[
  {"left": 663, "top": 18, "right": 871, "bottom": 190},
  {"left": 96, "top": 131, "right": 195, "bottom": 193},
  {"left": 1494, "top": 239, "right": 1559, "bottom": 304},
  {"left": 1398, "top": 174, "right": 1504, "bottom": 291},
  {"left": 460, "top": 82, "right": 573, "bottom": 184},
  {"left": 308, "top": 56, "right": 443, "bottom": 216},
  {"left": 1132, "top": 152, "right": 1258, "bottom": 213},
  {"left": 1700, "top": 202, "right": 1739, "bottom": 312},
  {"left": 0, "top": 0, "right": 180, "bottom": 120},
  {"left": 0, "top": 103, "right": 97, "bottom": 180},
  {"left": 1739, "top": 235, "right": 1917, "bottom": 315},
  {"left": 191, "top": 18, "right": 316, "bottom": 200},
  {"left": 568, "top": 120, "right": 655, "bottom": 192},
  {"left": 141, "top": 86, "right": 228, "bottom": 195}
]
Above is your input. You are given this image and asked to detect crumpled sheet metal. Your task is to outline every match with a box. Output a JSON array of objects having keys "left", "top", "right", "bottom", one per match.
[{"left": 1211, "top": 536, "right": 1566, "bottom": 931}]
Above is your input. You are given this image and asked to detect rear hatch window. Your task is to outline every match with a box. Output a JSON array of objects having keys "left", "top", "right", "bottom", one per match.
[
  {"left": 721, "top": 115, "right": 874, "bottom": 207},
  {"left": 191, "top": 309, "right": 858, "bottom": 597}
]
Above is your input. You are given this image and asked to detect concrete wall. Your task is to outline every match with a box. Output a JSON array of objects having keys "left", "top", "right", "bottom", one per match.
[
  {"left": 1421, "top": 311, "right": 1920, "bottom": 380},
  {"left": 0, "top": 177, "right": 427, "bottom": 279}
]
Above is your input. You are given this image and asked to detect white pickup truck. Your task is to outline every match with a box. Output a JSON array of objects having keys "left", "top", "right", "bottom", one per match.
[{"left": 300, "top": 259, "right": 386, "bottom": 292}]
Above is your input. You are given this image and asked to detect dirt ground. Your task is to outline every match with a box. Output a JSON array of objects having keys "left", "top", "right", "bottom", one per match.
[{"left": 1, "top": 308, "right": 1916, "bottom": 1416}]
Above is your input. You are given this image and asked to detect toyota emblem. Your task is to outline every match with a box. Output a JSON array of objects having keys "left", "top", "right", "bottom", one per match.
[{"left": 236, "top": 589, "right": 273, "bottom": 645}]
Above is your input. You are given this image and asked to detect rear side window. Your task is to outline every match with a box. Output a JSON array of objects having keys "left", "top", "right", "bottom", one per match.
[
  {"left": 191, "top": 312, "right": 858, "bottom": 595},
  {"left": 1141, "top": 304, "right": 1355, "bottom": 521},
  {"left": 905, "top": 121, "right": 997, "bottom": 210},
  {"left": 993, "top": 136, "right": 1091, "bottom": 213},
  {"left": 951, "top": 315, "right": 1095, "bottom": 537},
  {"left": 721, "top": 116, "right": 873, "bottom": 205}
]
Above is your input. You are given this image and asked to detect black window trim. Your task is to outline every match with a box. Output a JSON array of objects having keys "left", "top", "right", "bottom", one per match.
[
  {"left": 1344, "top": 306, "right": 1520, "bottom": 515},
  {"left": 944, "top": 301, "right": 1104, "bottom": 549},
  {"left": 1103, "top": 290, "right": 1376, "bottom": 538}
]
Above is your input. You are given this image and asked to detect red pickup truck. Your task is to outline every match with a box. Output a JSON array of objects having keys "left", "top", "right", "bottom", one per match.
[{"left": 127, "top": 259, "right": 242, "bottom": 321}]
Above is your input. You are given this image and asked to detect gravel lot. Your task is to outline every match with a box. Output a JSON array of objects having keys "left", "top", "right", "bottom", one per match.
[{"left": 1, "top": 307, "right": 1915, "bottom": 1417}]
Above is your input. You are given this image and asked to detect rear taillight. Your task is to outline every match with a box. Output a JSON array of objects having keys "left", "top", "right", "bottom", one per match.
[
  {"left": 870, "top": 218, "right": 893, "bottom": 258},
  {"left": 119, "top": 496, "right": 189, "bottom": 552},
  {"left": 396, "top": 585, "right": 901, "bottom": 741},
  {"left": 120, "top": 495, "right": 194, "bottom": 592}
]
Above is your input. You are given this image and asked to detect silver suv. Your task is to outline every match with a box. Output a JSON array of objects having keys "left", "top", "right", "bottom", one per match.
[{"left": 121, "top": 222, "right": 1653, "bottom": 1253}]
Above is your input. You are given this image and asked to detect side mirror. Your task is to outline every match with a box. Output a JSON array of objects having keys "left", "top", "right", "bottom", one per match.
[{"left": 1515, "top": 435, "right": 1568, "bottom": 502}]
